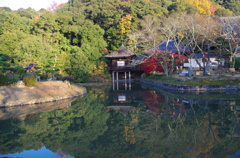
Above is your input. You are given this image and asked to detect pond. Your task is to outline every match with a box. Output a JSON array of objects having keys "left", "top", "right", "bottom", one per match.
[{"left": 0, "top": 82, "right": 240, "bottom": 158}]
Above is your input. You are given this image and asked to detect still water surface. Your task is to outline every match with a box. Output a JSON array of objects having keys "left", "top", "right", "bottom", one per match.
[{"left": 0, "top": 83, "right": 240, "bottom": 158}]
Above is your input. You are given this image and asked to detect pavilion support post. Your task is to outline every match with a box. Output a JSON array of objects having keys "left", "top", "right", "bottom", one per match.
[
  {"left": 117, "top": 72, "right": 119, "bottom": 82},
  {"left": 112, "top": 71, "right": 115, "bottom": 82},
  {"left": 125, "top": 72, "right": 127, "bottom": 90},
  {"left": 112, "top": 71, "right": 115, "bottom": 90},
  {"left": 116, "top": 72, "right": 119, "bottom": 90},
  {"left": 129, "top": 71, "right": 131, "bottom": 90},
  {"left": 125, "top": 72, "right": 127, "bottom": 82},
  {"left": 128, "top": 71, "right": 131, "bottom": 81}
]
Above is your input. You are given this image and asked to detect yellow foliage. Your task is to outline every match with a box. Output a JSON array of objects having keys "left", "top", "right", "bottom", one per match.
[
  {"left": 118, "top": 14, "right": 132, "bottom": 34},
  {"left": 123, "top": 125, "right": 136, "bottom": 144},
  {"left": 130, "top": 108, "right": 140, "bottom": 124},
  {"left": 182, "top": 0, "right": 212, "bottom": 15}
]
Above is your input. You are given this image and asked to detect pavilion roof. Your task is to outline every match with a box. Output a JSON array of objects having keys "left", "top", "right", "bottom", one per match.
[{"left": 104, "top": 45, "right": 135, "bottom": 58}]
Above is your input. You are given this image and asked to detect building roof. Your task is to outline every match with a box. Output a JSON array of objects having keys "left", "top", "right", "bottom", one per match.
[
  {"left": 146, "top": 40, "right": 191, "bottom": 54},
  {"left": 25, "top": 64, "right": 35, "bottom": 69},
  {"left": 190, "top": 52, "right": 220, "bottom": 58},
  {"left": 104, "top": 45, "right": 136, "bottom": 58}
]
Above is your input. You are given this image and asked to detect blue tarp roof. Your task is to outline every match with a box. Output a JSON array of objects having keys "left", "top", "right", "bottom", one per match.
[
  {"left": 155, "top": 40, "right": 191, "bottom": 53},
  {"left": 225, "top": 151, "right": 240, "bottom": 158},
  {"left": 25, "top": 64, "right": 34, "bottom": 69}
]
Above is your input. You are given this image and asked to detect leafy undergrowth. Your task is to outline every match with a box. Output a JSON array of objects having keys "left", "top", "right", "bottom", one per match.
[{"left": 143, "top": 74, "right": 240, "bottom": 86}]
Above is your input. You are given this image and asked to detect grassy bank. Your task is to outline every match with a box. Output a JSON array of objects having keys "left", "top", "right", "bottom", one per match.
[{"left": 143, "top": 74, "right": 240, "bottom": 86}]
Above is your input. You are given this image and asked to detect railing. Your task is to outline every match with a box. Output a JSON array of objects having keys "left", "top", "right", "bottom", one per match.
[{"left": 107, "top": 65, "right": 142, "bottom": 71}]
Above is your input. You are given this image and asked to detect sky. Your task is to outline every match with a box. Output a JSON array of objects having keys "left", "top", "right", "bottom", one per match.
[{"left": 0, "top": 0, "right": 69, "bottom": 11}]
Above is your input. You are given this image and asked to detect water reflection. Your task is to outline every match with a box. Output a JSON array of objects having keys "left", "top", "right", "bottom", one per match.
[{"left": 0, "top": 83, "right": 240, "bottom": 158}]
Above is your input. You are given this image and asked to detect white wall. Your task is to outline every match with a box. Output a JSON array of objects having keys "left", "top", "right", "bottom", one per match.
[{"left": 183, "top": 58, "right": 220, "bottom": 68}]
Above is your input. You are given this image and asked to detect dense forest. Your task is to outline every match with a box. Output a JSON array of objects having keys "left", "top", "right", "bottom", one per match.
[{"left": 0, "top": 0, "right": 240, "bottom": 82}]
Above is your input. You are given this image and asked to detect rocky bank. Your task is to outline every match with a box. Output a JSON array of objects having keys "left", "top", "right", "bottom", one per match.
[{"left": 0, "top": 81, "right": 87, "bottom": 107}]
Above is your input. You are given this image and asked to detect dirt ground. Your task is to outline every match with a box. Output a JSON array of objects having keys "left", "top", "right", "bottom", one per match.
[{"left": 0, "top": 81, "right": 87, "bottom": 107}]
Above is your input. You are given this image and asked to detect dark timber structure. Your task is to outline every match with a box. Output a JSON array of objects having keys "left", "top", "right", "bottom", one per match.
[{"left": 103, "top": 45, "right": 142, "bottom": 90}]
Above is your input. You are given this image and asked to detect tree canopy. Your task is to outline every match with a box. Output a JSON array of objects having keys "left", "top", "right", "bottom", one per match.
[{"left": 0, "top": 0, "right": 239, "bottom": 80}]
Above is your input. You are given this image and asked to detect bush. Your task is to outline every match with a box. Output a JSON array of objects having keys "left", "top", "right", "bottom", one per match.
[
  {"left": 62, "top": 76, "right": 75, "bottom": 82},
  {"left": 224, "top": 61, "right": 234, "bottom": 68},
  {"left": 54, "top": 74, "right": 63, "bottom": 80},
  {"left": 0, "top": 73, "right": 10, "bottom": 86},
  {"left": 10, "top": 76, "right": 20, "bottom": 84},
  {"left": 39, "top": 73, "right": 48, "bottom": 80},
  {"left": 235, "top": 58, "right": 240, "bottom": 70},
  {"left": 23, "top": 73, "right": 37, "bottom": 87}
]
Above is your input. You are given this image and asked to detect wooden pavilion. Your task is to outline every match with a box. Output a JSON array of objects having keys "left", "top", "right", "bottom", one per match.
[{"left": 103, "top": 45, "right": 142, "bottom": 86}]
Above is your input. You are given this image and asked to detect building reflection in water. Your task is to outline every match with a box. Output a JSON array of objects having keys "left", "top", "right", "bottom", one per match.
[
  {"left": 107, "top": 82, "right": 192, "bottom": 119},
  {"left": 107, "top": 82, "right": 240, "bottom": 140},
  {"left": 112, "top": 75, "right": 132, "bottom": 91},
  {"left": 106, "top": 81, "right": 142, "bottom": 116}
]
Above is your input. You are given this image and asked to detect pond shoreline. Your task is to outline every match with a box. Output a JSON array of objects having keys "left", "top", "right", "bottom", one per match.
[
  {"left": 0, "top": 81, "right": 87, "bottom": 107},
  {"left": 140, "top": 78, "right": 240, "bottom": 92}
]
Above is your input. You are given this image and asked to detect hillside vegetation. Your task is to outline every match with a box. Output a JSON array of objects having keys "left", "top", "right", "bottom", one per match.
[{"left": 0, "top": 0, "right": 239, "bottom": 82}]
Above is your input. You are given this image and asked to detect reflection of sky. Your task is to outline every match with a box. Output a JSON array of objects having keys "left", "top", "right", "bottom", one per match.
[{"left": 0, "top": 146, "right": 74, "bottom": 158}]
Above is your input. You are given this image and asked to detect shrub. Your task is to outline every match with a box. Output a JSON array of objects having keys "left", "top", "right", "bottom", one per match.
[
  {"left": 54, "top": 74, "right": 63, "bottom": 80},
  {"left": 39, "top": 73, "right": 48, "bottom": 80},
  {"left": 0, "top": 73, "right": 10, "bottom": 86},
  {"left": 224, "top": 61, "right": 234, "bottom": 68},
  {"left": 62, "top": 76, "right": 75, "bottom": 82},
  {"left": 235, "top": 58, "right": 240, "bottom": 70},
  {"left": 23, "top": 73, "right": 37, "bottom": 87},
  {"left": 10, "top": 76, "right": 20, "bottom": 84}
]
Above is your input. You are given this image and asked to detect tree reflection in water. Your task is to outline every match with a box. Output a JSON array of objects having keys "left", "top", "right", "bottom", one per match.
[{"left": 0, "top": 84, "right": 240, "bottom": 158}]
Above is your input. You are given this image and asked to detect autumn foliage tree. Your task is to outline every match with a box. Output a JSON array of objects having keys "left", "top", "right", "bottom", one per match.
[
  {"left": 141, "top": 55, "right": 164, "bottom": 75},
  {"left": 141, "top": 51, "right": 186, "bottom": 76},
  {"left": 181, "top": 0, "right": 213, "bottom": 15},
  {"left": 118, "top": 14, "right": 132, "bottom": 34}
]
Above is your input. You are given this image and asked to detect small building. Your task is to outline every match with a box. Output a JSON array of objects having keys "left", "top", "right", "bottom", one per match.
[
  {"left": 103, "top": 45, "right": 143, "bottom": 83},
  {"left": 236, "top": 53, "right": 240, "bottom": 58},
  {"left": 25, "top": 64, "right": 35, "bottom": 73},
  {"left": 184, "top": 52, "right": 222, "bottom": 69}
]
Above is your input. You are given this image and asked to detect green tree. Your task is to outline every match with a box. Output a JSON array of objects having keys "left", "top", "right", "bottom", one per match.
[
  {"left": 213, "top": 0, "right": 240, "bottom": 15},
  {"left": 14, "top": 35, "right": 53, "bottom": 69},
  {"left": 32, "top": 11, "right": 72, "bottom": 75},
  {"left": 168, "top": 1, "right": 198, "bottom": 14},
  {"left": 215, "top": 8, "right": 233, "bottom": 16},
  {"left": 33, "top": 11, "right": 60, "bottom": 38},
  {"left": 0, "top": 30, "right": 26, "bottom": 56},
  {"left": 0, "top": 10, "right": 30, "bottom": 35},
  {"left": 0, "top": 53, "right": 21, "bottom": 73},
  {"left": 63, "top": 20, "right": 107, "bottom": 81},
  {"left": 224, "top": 1, "right": 240, "bottom": 15},
  {"left": 66, "top": 46, "right": 92, "bottom": 81},
  {"left": 16, "top": 8, "right": 38, "bottom": 19},
  {"left": 0, "top": 7, "right": 11, "bottom": 12},
  {"left": 68, "top": 0, "right": 168, "bottom": 49}
]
